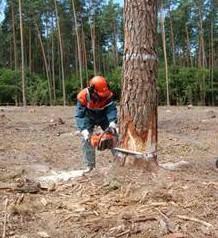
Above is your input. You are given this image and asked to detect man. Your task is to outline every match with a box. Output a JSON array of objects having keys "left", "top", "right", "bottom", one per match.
[{"left": 75, "top": 75, "right": 118, "bottom": 172}]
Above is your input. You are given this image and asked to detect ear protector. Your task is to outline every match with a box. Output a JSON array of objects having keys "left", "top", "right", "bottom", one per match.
[{"left": 88, "top": 85, "right": 95, "bottom": 95}]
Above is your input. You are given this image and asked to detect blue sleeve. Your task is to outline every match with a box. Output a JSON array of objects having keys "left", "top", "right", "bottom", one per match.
[
  {"left": 105, "top": 101, "right": 117, "bottom": 123},
  {"left": 75, "top": 101, "right": 90, "bottom": 131}
]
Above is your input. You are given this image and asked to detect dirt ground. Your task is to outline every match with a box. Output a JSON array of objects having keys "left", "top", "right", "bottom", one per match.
[{"left": 0, "top": 106, "right": 217, "bottom": 238}]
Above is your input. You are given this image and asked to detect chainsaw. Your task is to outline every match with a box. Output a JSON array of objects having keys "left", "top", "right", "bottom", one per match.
[
  {"left": 90, "top": 130, "right": 118, "bottom": 151},
  {"left": 90, "top": 131, "right": 156, "bottom": 161}
]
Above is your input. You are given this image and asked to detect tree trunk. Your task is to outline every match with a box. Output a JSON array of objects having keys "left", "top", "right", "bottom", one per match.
[
  {"left": 119, "top": 0, "right": 158, "bottom": 166},
  {"left": 113, "top": 19, "right": 119, "bottom": 66},
  {"left": 199, "top": 9, "right": 206, "bottom": 68},
  {"left": 97, "top": 36, "right": 101, "bottom": 73},
  {"left": 74, "top": 37, "right": 79, "bottom": 78},
  {"left": 35, "top": 22, "right": 52, "bottom": 105},
  {"left": 57, "top": 40, "right": 62, "bottom": 90},
  {"left": 198, "top": 5, "right": 206, "bottom": 105},
  {"left": 29, "top": 28, "right": 32, "bottom": 72},
  {"left": 185, "top": 24, "right": 193, "bottom": 67},
  {"left": 90, "top": 23, "right": 97, "bottom": 75},
  {"left": 102, "top": 54, "right": 106, "bottom": 75},
  {"left": 197, "top": 36, "right": 202, "bottom": 68},
  {"left": 89, "top": 0, "right": 97, "bottom": 75},
  {"left": 168, "top": 7, "right": 176, "bottom": 65},
  {"left": 10, "top": 38, "right": 13, "bottom": 69},
  {"left": 51, "top": 19, "right": 56, "bottom": 104},
  {"left": 11, "top": 1, "right": 17, "bottom": 71},
  {"left": 72, "top": 0, "right": 83, "bottom": 89},
  {"left": 81, "top": 24, "right": 88, "bottom": 85},
  {"left": 210, "top": 21, "right": 214, "bottom": 106},
  {"left": 160, "top": 6, "right": 170, "bottom": 106},
  {"left": 51, "top": 15, "right": 56, "bottom": 105},
  {"left": 54, "top": 0, "right": 66, "bottom": 106},
  {"left": 18, "top": 0, "right": 26, "bottom": 106}
]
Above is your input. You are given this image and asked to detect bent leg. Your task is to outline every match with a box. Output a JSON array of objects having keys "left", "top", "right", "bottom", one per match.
[{"left": 81, "top": 138, "right": 96, "bottom": 169}]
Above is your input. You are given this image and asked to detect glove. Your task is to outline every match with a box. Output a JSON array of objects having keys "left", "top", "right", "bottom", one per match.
[
  {"left": 106, "top": 121, "right": 118, "bottom": 134},
  {"left": 81, "top": 129, "right": 89, "bottom": 141},
  {"left": 109, "top": 121, "right": 117, "bottom": 129}
]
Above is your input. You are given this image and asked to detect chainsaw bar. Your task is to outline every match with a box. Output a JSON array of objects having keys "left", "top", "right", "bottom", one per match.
[{"left": 113, "top": 147, "right": 156, "bottom": 161}]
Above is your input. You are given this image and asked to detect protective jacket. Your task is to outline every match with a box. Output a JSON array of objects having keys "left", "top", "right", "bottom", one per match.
[{"left": 75, "top": 88, "right": 117, "bottom": 131}]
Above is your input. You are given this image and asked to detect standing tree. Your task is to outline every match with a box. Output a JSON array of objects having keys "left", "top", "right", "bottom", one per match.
[
  {"left": 119, "top": 0, "right": 158, "bottom": 165},
  {"left": 168, "top": 1, "right": 176, "bottom": 66},
  {"left": 11, "top": 0, "right": 17, "bottom": 71},
  {"left": 210, "top": 6, "right": 214, "bottom": 106},
  {"left": 160, "top": 2, "right": 170, "bottom": 106},
  {"left": 35, "top": 21, "right": 52, "bottom": 105},
  {"left": 89, "top": 0, "right": 97, "bottom": 75},
  {"left": 54, "top": 0, "right": 66, "bottom": 106},
  {"left": 72, "top": 0, "right": 83, "bottom": 89},
  {"left": 18, "top": 0, "right": 26, "bottom": 106}
]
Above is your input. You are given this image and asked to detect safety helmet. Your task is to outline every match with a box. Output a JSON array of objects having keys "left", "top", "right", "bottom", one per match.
[{"left": 89, "top": 76, "right": 110, "bottom": 97}]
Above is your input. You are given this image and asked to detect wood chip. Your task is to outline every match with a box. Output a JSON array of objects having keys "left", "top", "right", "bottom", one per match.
[
  {"left": 41, "top": 198, "right": 48, "bottom": 206},
  {"left": 37, "top": 231, "right": 50, "bottom": 238},
  {"left": 176, "top": 215, "right": 213, "bottom": 228},
  {"left": 163, "top": 233, "right": 186, "bottom": 238},
  {"left": 115, "top": 230, "right": 130, "bottom": 237}
]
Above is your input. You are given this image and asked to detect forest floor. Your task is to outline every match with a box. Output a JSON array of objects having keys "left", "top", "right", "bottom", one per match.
[{"left": 0, "top": 106, "right": 217, "bottom": 238}]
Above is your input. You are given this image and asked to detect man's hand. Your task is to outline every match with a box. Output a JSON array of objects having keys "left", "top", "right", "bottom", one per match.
[
  {"left": 81, "top": 129, "right": 89, "bottom": 141},
  {"left": 106, "top": 121, "right": 118, "bottom": 134}
]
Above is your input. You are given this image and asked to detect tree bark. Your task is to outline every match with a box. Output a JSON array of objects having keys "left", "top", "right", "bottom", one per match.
[
  {"left": 119, "top": 0, "right": 158, "bottom": 166},
  {"left": 18, "top": 0, "right": 26, "bottom": 106},
  {"left": 54, "top": 0, "right": 66, "bottom": 106},
  {"left": 72, "top": 0, "right": 83, "bottom": 89}
]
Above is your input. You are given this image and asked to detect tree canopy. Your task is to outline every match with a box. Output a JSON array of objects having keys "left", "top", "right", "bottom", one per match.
[{"left": 0, "top": 0, "right": 217, "bottom": 105}]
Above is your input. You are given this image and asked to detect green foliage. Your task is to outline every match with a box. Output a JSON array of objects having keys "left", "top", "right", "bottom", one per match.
[
  {"left": 0, "top": 0, "right": 217, "bottom": 106},
  {"left": 157, "top": 66, "right": 217, "bottom": 105},
  {"left": 65, "top": 74, "right": 81, "bottom": 104},
  {"left": 26, "top": 72, "right": 50, "bottom": 105},
  {"left": 0, "top": 68, "right": 20, "bottom": 104},
  {"left": 0, "top": 66, "right": 217, "bottom": 105},
  {"left": 105, "top": 66, "right": 122, "bottom": 99},
  {"left": 0, "top": 68, "right": 50, "bottom": 105}
]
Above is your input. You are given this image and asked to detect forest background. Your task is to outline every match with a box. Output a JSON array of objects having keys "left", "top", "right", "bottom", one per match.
[{"left": 0, "top": 0, "right": 217, "bottom": 106}]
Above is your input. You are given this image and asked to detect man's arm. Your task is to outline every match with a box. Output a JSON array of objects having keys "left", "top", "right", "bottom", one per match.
[
  {"left": 75, "top": 101, "right": 90, "bottom": 131},
  {"left": 105, "top": 101, "right": 117, "bottom": 124}
]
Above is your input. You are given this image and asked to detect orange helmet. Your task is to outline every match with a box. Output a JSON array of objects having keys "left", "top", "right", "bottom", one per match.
[{"left": 89, "top": 76, "right": 110, "bottom": 97}]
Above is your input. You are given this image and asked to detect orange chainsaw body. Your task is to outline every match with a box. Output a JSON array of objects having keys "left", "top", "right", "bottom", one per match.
[{"left": 90, "top": 131, "right": 118, "bottom": 150}]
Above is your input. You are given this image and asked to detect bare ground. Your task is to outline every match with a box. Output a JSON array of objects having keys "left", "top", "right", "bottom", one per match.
[{"left": 0, "top": 106, "right": 217, "bottom": 238}]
